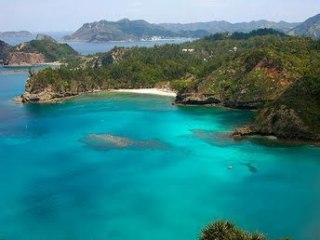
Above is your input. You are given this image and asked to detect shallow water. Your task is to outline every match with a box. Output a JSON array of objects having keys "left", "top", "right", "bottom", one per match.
[{"left": 0, "top": 71, "right": 320, "bottom": 240}]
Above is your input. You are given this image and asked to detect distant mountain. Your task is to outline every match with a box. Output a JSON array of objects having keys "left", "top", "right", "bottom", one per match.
[
  {"left": 159, "top": 20, "right": 299, "bottom": 34},
  {"left": 65, "top": 19, "right": 300, "bottom": 42},
  {"left": 0, "top": 31, "right": 32, "bottom": 38},
  {"left": 288, "top": 14, "right": 320, "bottom": 39},
  {"left": 64, "top": 19, "right": 177, "bottom": 42}
]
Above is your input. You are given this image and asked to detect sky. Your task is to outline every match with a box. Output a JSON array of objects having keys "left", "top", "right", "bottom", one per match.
[{"left": 1, "top": 0, "right": 320, "bottom": 32}]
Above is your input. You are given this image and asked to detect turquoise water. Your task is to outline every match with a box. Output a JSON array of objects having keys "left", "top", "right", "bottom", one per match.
[{"left": 0, "top": 70, "right": 320, "bottom": 240}]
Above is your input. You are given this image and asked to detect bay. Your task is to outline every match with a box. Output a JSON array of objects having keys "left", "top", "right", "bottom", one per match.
[{"left": 0, "top": 71, "right": 320, "bottom": 240}]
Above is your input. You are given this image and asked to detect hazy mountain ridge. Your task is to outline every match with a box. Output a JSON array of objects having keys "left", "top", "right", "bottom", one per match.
[
  {"left": 288, "top": 14, "right": 320, "bottom": 39},
  {"left": 159, "top": 20, "right": 299, "bottom": 34},
  {"left": 0, "top": 31, "right": 32, "bottom": 38}
]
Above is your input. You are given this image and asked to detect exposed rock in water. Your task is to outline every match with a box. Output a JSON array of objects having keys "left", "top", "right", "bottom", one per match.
[
  {"left": 5, "top": 52, "right": 46, "bottom": 65},
  {"left": 232, "top": 125, "right": 257, "bottom": 139},
  {"left": 81, "top": 134, "right": 168, "bottom": 151}
]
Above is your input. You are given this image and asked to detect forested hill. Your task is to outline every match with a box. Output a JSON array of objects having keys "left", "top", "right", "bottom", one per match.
[
  {"left": 20, "top": 29, "right": 320, "bottom": 141},
  {"left": 64, "top": 19, "right": 179, "bottom": 41},
  {"left": 0, "top": 37, "right": 78, "bottom": 65},
  {"left": 160, "top": 20, "right": 298, "bottom": 35}
]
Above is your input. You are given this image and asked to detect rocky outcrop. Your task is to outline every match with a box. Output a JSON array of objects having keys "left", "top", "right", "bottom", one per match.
[
  {"left": 233, "top": 105, "right": 320, "bottom": 141},
  {"left": 5, "top": 52, "right": 46, "bottom": 65},
  {"left": 175, "top": 93, "right": 221, "bottom": 105},
  {"left": 253, "top": 106, "right": 319, "bottom": 140},
  {"left": 36, "top": 34, "right": 57, "bottom": 42},
  {"left": 175, "top": 93, "right": 264, "bottom": 109},
  {"left": 17, "top": 80, "right": 79, "bottom": 103}
]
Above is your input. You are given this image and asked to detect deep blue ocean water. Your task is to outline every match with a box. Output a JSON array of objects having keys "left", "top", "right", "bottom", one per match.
[{"left": 0, "top": 66, "right": 320, "bottom": 239}]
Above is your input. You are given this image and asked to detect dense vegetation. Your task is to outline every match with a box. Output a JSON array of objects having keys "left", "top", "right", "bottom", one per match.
[
  {"left": 160, "top": 20, "right": 299, "bottom": 35},
  {"left": 28, "top": 29, "right": 318, "bottom": 96}
]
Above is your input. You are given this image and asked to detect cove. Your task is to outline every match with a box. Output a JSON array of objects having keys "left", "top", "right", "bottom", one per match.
[{"left": 0, "top": 71, "right": 320, "bottom": 240}]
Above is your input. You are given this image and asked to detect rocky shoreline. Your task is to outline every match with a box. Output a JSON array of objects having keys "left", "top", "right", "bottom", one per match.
[{"left": 175, "top": 92, "right": 264, "bottom": 109}]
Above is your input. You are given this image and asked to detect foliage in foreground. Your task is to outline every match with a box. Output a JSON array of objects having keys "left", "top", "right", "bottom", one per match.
[{"left": 200, "top": 221, "right": 291, "bottom": 240}]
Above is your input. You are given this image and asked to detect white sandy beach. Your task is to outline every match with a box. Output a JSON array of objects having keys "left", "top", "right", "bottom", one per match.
[{"left": 110, "top": 88, "right": 177, "bottom": 97}]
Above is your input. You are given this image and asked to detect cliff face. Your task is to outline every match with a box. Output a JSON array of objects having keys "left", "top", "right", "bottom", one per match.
[
  {"left": 18, "top": 78, "right": 79, "bottom": 103},
  {"left": 6, "top": 52, "right": 46, "bottom": 65},
  {"left": 0, "top": 38, "right": 78, "bottom": 66},
  {"left": 175, "top": 93, "right": 265, "bottom": 109},
  {"left": 253, "top": 106, "right": 319, "bottom": 140},
  {"left": 234, "top": 75, "right": 320, "bottom": 141}
]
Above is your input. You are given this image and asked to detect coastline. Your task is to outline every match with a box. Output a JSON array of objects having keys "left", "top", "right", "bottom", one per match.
[{"left": 15, "top": 88, "right": 177, "bottom": 104}]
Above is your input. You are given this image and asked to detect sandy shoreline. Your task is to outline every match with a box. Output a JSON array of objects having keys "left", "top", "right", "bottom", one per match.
[
  {"left": 110, "top": 88, "right": 177, "bottom": 97},
  {"left": 14, "top": 88, "right": 177, "bottom": 104}
]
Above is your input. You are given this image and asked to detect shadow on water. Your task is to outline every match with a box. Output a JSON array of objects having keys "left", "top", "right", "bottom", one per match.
[
  {"left": 247, "top": 135, "right": 320, "bottom": 148},
  {"left": 176, "top": 105, "right": 254, "bottom": 126},
  {"left": 240, "top": 162, "right": 258, "bottom": 174}
]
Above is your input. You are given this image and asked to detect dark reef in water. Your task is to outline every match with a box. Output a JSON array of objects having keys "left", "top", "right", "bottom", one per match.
[{"left": 81, "top": 134, "right": 168, "bottom": 151}]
